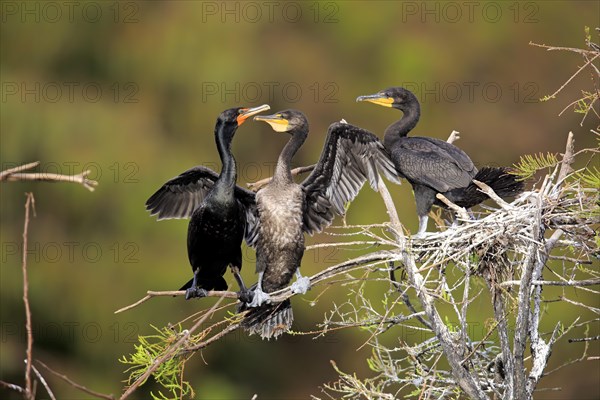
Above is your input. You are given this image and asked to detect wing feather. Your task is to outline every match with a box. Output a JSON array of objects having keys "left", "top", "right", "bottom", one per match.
[
  {"left": 145, "top": 166, "right": 218, "bottom": 220},
  {"left": 391, "top": 137, "right": 476, "bottom": 192},
  {"left": 301, "top": 122, "right": 400, "bottom": 234},
  {"left": 145, "top": 165, "right": 260, "bottom": 247}
]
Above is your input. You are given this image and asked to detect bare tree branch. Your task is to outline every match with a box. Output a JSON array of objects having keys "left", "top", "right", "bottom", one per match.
[
  {"left": 473, "top": 180, "right": 512, "bottom": 209},
  {"left": 119, "top": 295, "right": 228, "bottom": 399},
  {"left": 528, "top": 50, "right": 599, "bottom": 100},
  {"left": 569, "top": 336, "right": 600, "bottom": 343},
  {"left": 22, "top": 192, "right": 35, "bottom": 400},
  {"left": 0, "top": 161, "right": 41, "bottom": 180},
  {"left": 30, "top": 364, "right": 56, "bottom": 400},
  {"left": 499, "top": 278, "right": 600, "bottom": 287},
  {"left": 116, "top": 251, "right": 394, "bottom": 314},
  {"left": 36, "top": 360, "right": 115, "bottom": 400},
  {"left": 0, "top": 380, "right": 25, "bottom": 394},
  {"left": 436, "top": 193, "right": 470, "bottom": 221},
  {"left": 557, "top": 132, "right": 575, "bottom": 183},
  {"left": 446, "top": 130, "right": 460, "bottom": 144},
  {"left": 0, "top": 161, "right": 99, "bottom": 192},
  {"left": 182, "top": 322, "right": 241, "bottom": 353},
  {"left": 377, "top": 179, "right": 488, "bottom": 399}
]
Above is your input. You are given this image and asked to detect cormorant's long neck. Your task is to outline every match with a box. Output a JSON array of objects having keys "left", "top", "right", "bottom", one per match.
[
  {"left": 383, "top": 102, "right": 420, "bottom": 149},
  {"left": 215, "top": 124, "right": 237, "bottom": 190},
  {"left": 274, "top": 129, "right": 306, "bottom": 184}
]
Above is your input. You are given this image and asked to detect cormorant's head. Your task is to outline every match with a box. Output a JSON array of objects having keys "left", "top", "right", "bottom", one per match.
[
  {"left": 217, "top": 104, "right": 271, "bottom": 128},
  {"left": 254, "top": 109, "right": 309, "bottom": 136},
  {"left": 356, "top": 87, "right": 418, "bottom": 112}
]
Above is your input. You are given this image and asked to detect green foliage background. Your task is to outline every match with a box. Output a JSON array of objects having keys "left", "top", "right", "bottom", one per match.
[{"left": 1, "top": 1, "right": 598, "bottom": 399}]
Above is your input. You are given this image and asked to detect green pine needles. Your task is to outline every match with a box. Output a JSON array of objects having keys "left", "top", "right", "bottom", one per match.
[
  {"left": 512, "top": 152, "right": 559, "bottom": 180},
  {"left": 120, "top": 324, "right": 195, "bottom": 400}
]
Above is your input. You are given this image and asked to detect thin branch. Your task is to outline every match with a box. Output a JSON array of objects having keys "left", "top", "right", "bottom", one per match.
[
  {"left": 527, "top": 229, "right": 565, "bottom": 396},
  {"left": 247, "top": 164, "right": 316, "bottom": 191},
  {"left": 1, "top": 161, "right": 99, "bottom": 191},
  {"left": 472, "top": 180, "right": 511, "bottom": 209},
  {"left": 6, "top": 171, "right": 99, "bottom": 192},
  {"left": 30, "top": 364, "right": 56, "bottom": 400},
  {"left": 116, "top": 251, "right": 394, "bottom": 314},
  {"left": 389, "top": 264, "right": 433, "bottom": 330},
  {"left": 0, "top": 380, "right": 25, "bottom": 393},
  {"left": 447, "top": 130, "right": 460, "bottom": 144},
  {"left": 114, "top": 290, "right": 239, "bottom": 314},
  {"left": 568, "top": 335, "right": 600, "bottom": 343},
  {"left": 513, "top": 179, "right": 543, "bottom": 398},
  {"left": 499, "top": 278, "right": 600, "bottom": 287},
  {"left": 0, "top": 161, "right": 40, "bottom": 180},
  {"left": 489, "top": 277, "right": 515, "bottom": 395},
  {"left": 22, "top": 192, "right": 35, "bottom": 400},
  {"left": 36, "top": 360, "right": 115, "bottom": 400},
  {"left": 534, "top": 50, "right": 599, "bottom": 100},
  {"left": 529, "top": 41, "right": 600, "bottom": 55},
  {"left": 375, "top": 176, "right": 404, "bottom": 243},
  {"left": 560, "top": 296, "right": 600, "bottom": 314},
  {"left": 557, "top": 132, "right": 575, "bottom": 183},
  {"left": 120, "top": 295, "right": 228, "bottom": 399},
  {"left": 378, "top": 179, "right": 487, "bottom": 399},
  {"left": 435, "top": 193, "right": 470, "bottom": 220},
  {"left": 182, "top": 322, "right": 241, "bottom": 353}
]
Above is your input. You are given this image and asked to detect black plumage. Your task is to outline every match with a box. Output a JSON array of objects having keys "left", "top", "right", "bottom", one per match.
[
  {"left": 145, "top": 105, "right": 269, "bottom": 300},
  {"left": 241, "top": 109, "right": 398, "bottom": 339},
  {"left": 357, "top": 87, "right": 524, "bottom": 235}
]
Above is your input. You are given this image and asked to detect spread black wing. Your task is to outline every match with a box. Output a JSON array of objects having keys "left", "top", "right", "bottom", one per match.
[
  {"left": 390, "top": 137, "right": 477, "bottom": 193},
  {"left": 301, "top": 122, "right": 401, "bottom": 234},
  {"left": 145, "top": 166, "right": 259, "bottom": 245}
]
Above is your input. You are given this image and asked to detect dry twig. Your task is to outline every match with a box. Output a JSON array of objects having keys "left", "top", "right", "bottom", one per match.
[
  {"left": 36, "top": 360, "right": 115, "bottom": 400},
  {"left": 22, "top": 192, "right": 35, "bottom": 400},
  {"left": 0, "top": 161, "right": 98, "bottom": 191}
]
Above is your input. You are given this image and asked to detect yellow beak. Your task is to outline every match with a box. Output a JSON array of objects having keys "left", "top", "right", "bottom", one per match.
[
  {"left": 254, "top": 113, "right": 290, "bottom": 132},
  {"left": 356, "top": 93, "right": 394, "bottom": 108}
]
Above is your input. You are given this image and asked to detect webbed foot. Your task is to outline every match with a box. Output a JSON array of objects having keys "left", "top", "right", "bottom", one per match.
[
  {"left": 237, "top": 288, "right": 254, "bottom": 304},
  {"left": 185, "top": 287, "right": 208, "bottom": 300},
  {"left": 247, "top": 287, "right": 272, "bottom": 307},
  {"left": 290, "top": 276, "right": 311, "bottom": 294}
]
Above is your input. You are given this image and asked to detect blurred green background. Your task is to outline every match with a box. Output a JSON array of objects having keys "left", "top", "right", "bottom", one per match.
[{"left": 1, "top": 1, "right": 598, "bottom": 399}]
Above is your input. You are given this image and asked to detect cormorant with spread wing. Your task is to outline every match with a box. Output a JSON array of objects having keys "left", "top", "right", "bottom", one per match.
[
  {"left": 241, "top": 109, "right": 399, "bottom": 339},
  {"left": 145, "top": 105, "right": 270, "bottom": 300},
  {"left": 357, "top": 87, "right": 523, "bottom": 236}
]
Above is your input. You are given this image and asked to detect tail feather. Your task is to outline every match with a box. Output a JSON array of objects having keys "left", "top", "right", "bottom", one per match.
[
  {"left": 239, "top": 299, "right": 293, "bottom": 340},
  {"left": 453, "top": 167, "right": 524, "bottom": 209}
]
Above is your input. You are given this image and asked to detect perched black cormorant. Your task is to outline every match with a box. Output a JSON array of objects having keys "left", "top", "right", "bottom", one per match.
[
  {"left": 145, "top": 105, "right": 270, "bottom": 300},
  {"left": 357, "top": 87, "right": 524, "bottom": 236},
  {"left": 241, "top": 109, "right": 398, "bottom": 339}
]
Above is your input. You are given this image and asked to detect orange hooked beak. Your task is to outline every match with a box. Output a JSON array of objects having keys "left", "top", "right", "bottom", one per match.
[{"left": 236, "top": 104, "right": 270, "bottom": 125}]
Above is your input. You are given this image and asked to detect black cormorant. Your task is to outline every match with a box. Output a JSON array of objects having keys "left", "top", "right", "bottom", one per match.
[
  {"left": 357, "top": 87, "right": 524, "bottom": 236},
  {"left": 241, "top": 109, "right": 398, "bottom": 339},
  {"left": 145, "top": 105, "right": 270, "bottom": 300}
]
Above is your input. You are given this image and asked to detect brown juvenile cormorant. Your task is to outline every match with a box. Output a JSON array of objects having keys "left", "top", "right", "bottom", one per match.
[
  {"left": 241, "top": 109, "right": 399, "bottom": 339},
  {"left": 145, "top": 105, "right": 270, "bottom": 300},
  {"left": 357, "top": 87, "right": 524, "bottom": 236}
]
